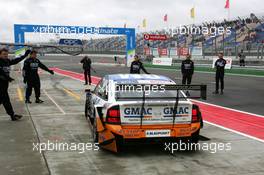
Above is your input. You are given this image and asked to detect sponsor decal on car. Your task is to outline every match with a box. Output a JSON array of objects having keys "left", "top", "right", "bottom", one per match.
[{"left": 145, "top": 130, "right": 171, "bottom": 137}]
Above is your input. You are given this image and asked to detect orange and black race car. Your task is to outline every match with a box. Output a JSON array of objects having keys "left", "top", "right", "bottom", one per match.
[{"left": 85, "top": 74, "right": 206, "bottom": 152}]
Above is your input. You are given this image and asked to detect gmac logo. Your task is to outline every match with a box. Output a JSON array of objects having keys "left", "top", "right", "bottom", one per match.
[
  {"left": 59, "top": 39, "right": 83, "bottom": 46},
  {"left": 124, "top": 107, "right": 152, "bottom": 117},
  {"left": 163, "top": 107, "right": 189, "bottom": 116}
]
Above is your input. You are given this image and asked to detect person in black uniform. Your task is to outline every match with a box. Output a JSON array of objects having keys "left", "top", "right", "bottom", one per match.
[
  {"left": 181, "top": 53, "right": 194, "bottom": 85},
  {"left": 213, "top": 53, "right": 226, "bottom": 95},
  {"left": 238, "top": 50, "right": 246, "bottom": 67},
  {"left": 0, "top": 48, "right": 31, "bottom": 121},
  {"left": 80, "top": 56, "right": 93, "bottom": 85},
  {"left": 130, "top": 55, "right": 150, "bottom": 74},
  {"left": 23, "top": 50, "right": 54, "bottom": 104}
]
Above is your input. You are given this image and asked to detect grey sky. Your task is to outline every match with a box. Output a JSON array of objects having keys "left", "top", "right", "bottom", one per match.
[{"left": 0, "top": 0, "right": 263, "bottom": 42}]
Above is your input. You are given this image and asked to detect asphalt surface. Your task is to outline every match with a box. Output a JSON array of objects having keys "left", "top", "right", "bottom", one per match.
[{"left": 0, "top": 56, "right": 263, "bottom": 175}]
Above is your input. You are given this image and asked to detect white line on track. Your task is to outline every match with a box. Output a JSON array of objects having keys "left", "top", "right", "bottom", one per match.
[
  {"left": 43, "top": 89, "right": 66, "bottom": 115},
  {"left": 147, "top": 67, "right": 264, "bottom": 78},
  {"left": 192, "top": 99, "right": 264, "bottom": 118},
  {"left": 204, "top": 121, "right": 264, "bottom": 143},
  {"left": 23, "top": 112, "right": 84, "bottom": 117},
  {"left": 54, "top": 72, "right": 97, "bottom": 86}
]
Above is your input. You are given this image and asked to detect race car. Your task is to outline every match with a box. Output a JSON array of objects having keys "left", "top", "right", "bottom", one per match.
[{"left": 84, "top": 74, "right": 206, "bottom": 152}]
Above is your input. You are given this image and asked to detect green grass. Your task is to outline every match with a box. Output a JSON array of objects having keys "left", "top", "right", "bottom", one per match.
[{"left": 144, "top": 63, "right": 264, "bottom": 76}]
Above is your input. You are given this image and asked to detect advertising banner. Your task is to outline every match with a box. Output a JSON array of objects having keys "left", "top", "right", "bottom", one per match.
[
  {"left": 159, "top": 48, "right": 168, "bottom": 56},
  {"left": 153, "top": 57, "right": 172, "bottom": 66},
  {"left": 144, "top": 47, "right": 151, "bottom": 55},
  {"left": 144, "top": 34, "right": 167, "bottom": 41},
  {"left": 178, "top": 47, "right": 189, "bottom": 56}
]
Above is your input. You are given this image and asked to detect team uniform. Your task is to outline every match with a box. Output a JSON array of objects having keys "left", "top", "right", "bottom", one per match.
[
  {"left": 0, "top": 51, "right": 30, "bottom": 120},
  {"left": 214, "top": 58, "right": 226, "bottom": 93},
  {"left": 238, "top": 52, "right": 246, "bottom": 66},
  {"left": 23, "top": 57, "right": 54, "bottom": 102},
  {"left": 130, "top": 60, "right": 149, "bottom": 74},
  {"left": 181, "top": 59, "right": 194, "bottom": 85},
  {"left": 80, "top": 57, "right": 92, "bottom": 85}
]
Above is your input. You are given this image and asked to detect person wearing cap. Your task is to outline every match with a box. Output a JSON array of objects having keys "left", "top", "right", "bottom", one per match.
[
  {"left": 0, "top": 48, "right": 31, "bottom": 121},
  {"left": 23, "top": 50, "right": 54, "bottom": 104},
  {"left": 130, "top": 55, "right": 150, "bottom": 74},
  {"left": 213, "top": 52, "right": 226, "bottom": 95}
]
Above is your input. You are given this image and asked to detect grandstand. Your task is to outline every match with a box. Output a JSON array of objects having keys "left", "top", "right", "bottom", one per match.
[{"left": 79, "top": 13, "right": 264, "bottom": 59}]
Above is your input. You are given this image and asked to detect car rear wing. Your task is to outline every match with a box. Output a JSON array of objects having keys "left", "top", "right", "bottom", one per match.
[{"left": 115, "top": 84, "right": 207, "bottom": 100}]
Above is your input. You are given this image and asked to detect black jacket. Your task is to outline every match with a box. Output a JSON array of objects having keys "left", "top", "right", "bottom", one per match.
[
  {"left": 238, "top": 53, "right": 246, "bottom": 60},
  {"left": 181, "top": 59, "right": 194, "bottom": 75},
  {"left": 215, "top": 58, "right": 226, "bottom": 73},
  {"left": 23, "top": 57, "right": 51, "bottom": 81},
  {"left": 130, "top": 60, "right": 149, "bottom": 74},
  {"left": 0, "top": 55, "right": 28, "bottom": 82},
  {"left": 80, "top": 57, "right": 91, "bottom": 70}
]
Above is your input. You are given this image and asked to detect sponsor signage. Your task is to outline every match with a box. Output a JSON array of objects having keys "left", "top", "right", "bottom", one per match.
[
  {"left": 59, "top": 39, "right": 83, "bottom": 46},
  {"left": 145, "top": 130, "right": 171, "bottom": 138},
  {"left": 144, "top": 34, "right": 168, "bottom": 41},
  {"left": 120, "top": 105, "right": 191, "bottom": 124},
  {"left": 178, "top": 47, "right": 189, "bottom": 56},
  {"left": 153, "top": 57, "right": 172, "bottom": 66},
  {"left": 144, "top": 47, "right": 151, "bottom": 55},
  {"left": 159, "top": 48, "right": 168, "bottom": 56}
]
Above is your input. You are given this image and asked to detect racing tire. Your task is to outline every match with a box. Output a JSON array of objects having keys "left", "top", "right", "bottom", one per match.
[
  {"left": 180, "top": 129, "right": 200, "bottom": 152},
  {"left": 185, "top": 129, "right": 200, "bottom": 151},
  {"left": 190, "top": 129, "right": 200, "bottom": 144},
  {"left": 115, "top": 135, "right": 124, "bottom": 152},
  {"left": 92, "top": 116, "right": 98, "bottom": 143},
  {"left": 89, "top": 108, "right": 95, "bottom": 125},
  {"left": 85, "top": 99, "right": 89, "bottom": 119},
  {"left": 84, "top": 100, "right": 90, "bottom": 119}
]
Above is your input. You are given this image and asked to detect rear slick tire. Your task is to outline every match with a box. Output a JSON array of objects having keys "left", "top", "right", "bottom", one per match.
[{"left": 93, "top": 117, "right": 98, "bottom": 143}]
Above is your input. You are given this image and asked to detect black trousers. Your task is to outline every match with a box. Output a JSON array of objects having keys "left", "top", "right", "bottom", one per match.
[
  {"left": 239, "top": 59, "right": 245, "bottom": 66},
  {"left": 26, "top": 78, "right": 41, "bottom": 100},
  {"left": 216, "top": 72, "right": 224, "bottom": 92},
  {"left": 0, "top": 81, "right": 14, "bottom": 117},
  {"left": 84, "top": 69, "right": 91, "bottom": 85},
  {"left": 182, "top": 74, "right": 192, "bottom": 85}
]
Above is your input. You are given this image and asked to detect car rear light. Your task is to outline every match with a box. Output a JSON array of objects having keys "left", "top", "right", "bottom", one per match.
[
  {"left": 192, "top": 105, "right": 200, "bottom": 123},
  {"left": 106, "top": 106, "right": 120, "bottom": 124}
]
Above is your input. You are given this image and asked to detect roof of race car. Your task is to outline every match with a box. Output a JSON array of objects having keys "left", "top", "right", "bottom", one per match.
[{"left": 106, "top": 74, "right": 175, "bottom": 84}]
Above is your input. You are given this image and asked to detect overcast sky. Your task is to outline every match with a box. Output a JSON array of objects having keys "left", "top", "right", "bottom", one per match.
[{"left": 0, "top": 0, "right": 263, "bottom": 42}]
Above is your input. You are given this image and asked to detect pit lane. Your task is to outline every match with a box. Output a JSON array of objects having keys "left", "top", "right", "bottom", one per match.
[{"left": 0, "top": 55, "right": 263, "bottom": 175}]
